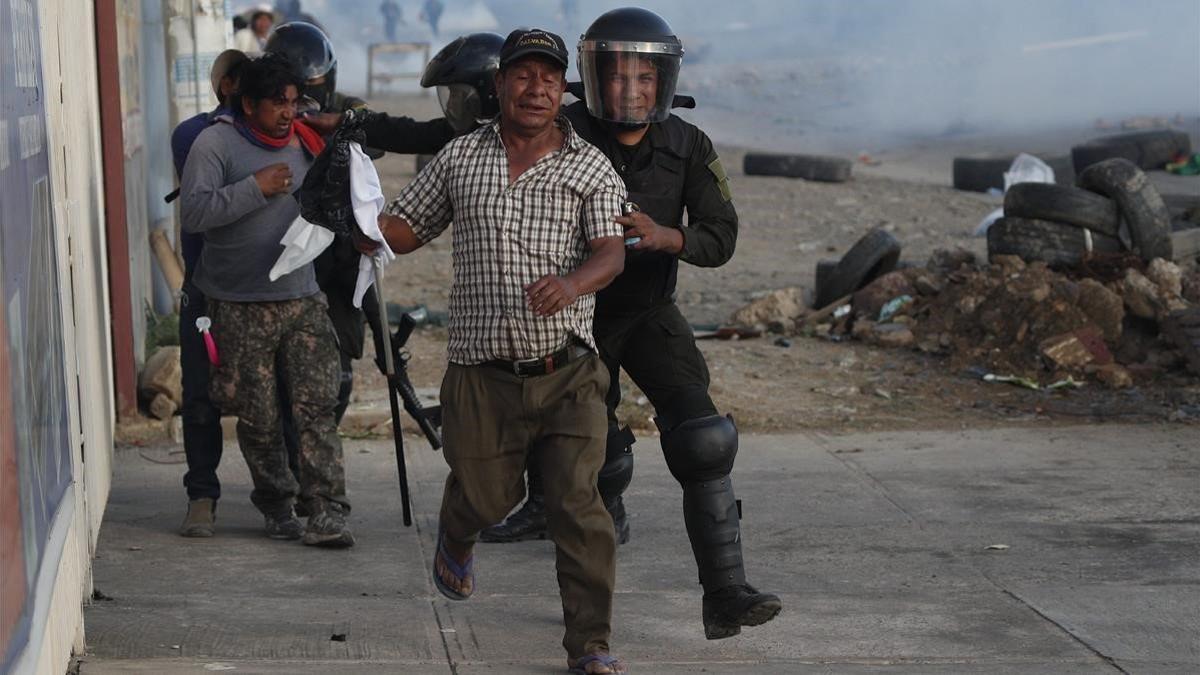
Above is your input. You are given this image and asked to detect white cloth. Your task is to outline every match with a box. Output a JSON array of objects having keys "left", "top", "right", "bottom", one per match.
[
  {"left": 268, "top": 215, "right": 335, "bottom": 281},
  {"left": 350, "top": 142, "right": 394, "bottom": 308}
]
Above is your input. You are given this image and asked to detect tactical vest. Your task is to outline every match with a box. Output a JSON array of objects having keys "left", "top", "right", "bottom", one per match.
[{"left": 564, "top": 101, "right": 695, "bottom": 315}]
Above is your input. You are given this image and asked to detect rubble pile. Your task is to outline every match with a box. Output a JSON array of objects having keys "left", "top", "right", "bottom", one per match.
[{"left": 734, "top": 248, "right": 1200, "bottom": 388}]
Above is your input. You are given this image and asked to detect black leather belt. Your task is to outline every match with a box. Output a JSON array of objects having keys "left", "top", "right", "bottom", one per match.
[{"left": 485, "top": 343, "right": 592, "bottom": 377}]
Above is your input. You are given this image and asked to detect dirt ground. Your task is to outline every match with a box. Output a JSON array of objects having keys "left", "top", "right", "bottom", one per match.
[{"left": 353, "top": 95, "right": 1200, "bottom": 435}]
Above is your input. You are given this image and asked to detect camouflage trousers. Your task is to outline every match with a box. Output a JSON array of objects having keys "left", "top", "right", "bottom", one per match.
[{"left": 208, "top": 294, "right": 349, "bottom": 514}]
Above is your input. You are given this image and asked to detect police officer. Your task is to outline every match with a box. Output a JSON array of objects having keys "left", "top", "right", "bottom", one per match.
[
  {"left": 265, "top": 22, "right": 465, "bottom": 422},
  {"left": 480, "top": 7, "right": 781, "bottom": 641}
]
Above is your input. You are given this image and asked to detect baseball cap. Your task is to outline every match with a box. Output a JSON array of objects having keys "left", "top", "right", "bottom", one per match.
[
  {"left": 210, "top": 49, "right": 249, "bottom": 99},
  {"left": 499, "top": 28, "right": 568, "bottom": 70}
]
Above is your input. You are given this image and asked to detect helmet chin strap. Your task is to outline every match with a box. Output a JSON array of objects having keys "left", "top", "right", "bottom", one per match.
[{"left": 601, "top": 118, "right": 650, "bottom": 133}]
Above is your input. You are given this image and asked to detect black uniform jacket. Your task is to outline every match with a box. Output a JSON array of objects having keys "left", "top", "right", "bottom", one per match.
[{"left": 563, "top": 101, "right": 738, "bottom": 317}]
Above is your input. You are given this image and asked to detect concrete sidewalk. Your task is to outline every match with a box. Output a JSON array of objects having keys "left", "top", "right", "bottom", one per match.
[{"left": 78, "top": 425, "right": 1198, "bottom": 674}]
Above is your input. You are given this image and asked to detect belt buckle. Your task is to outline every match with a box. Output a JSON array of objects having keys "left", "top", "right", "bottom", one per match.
[{"left": 512, "top": 356, "right": 536, "bottom": 377}]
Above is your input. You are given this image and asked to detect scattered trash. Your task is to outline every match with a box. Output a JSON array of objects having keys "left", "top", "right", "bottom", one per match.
[
  {"left": 985, "top": 544, "right": 1010, "bottom": 551},
  {"left": 91, "top": 589, "right": 114, "bottom": 601},
  {"left": 983, "top": 374, "right": 1042, "bottom": 390},
  {"left": 833, "top": 305, "right": 851, "bottom": 319},
  {"left": 774, "top": 337, "right": 793, "bottom": 348},
  {"left": 693, "top": 325, "right": 763, "bottom": 340},
  {"left": 171, "top": 645, "right": 181, "bottom": 650},
  {"left": 202, "top": 665, "right": 237, "bottom": 672},
  {"left": 128, "top": 546, "right": 143, "bottom": 551},
  {"left": 330, "top": 633, "right": 347, "bottom": 642},
  {"left": 873, "top": 388, "right": 892, "bottom": 400},
  {"left": 878, "top": 295, "right": 914, "bottom": 323}
]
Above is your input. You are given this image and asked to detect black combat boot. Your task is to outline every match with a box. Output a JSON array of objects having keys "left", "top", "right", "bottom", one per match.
[
  {"left": 605, "top": 495, "right": 630, "bottom": 545},
  {"left": 683, "top": 475, "right": 782, "bottom": 639},
  {"left": 479, "top": 495, "right": 548, "bottom": 542}
]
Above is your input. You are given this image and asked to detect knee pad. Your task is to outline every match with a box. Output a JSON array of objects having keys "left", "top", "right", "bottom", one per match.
[
  {"left": 597, "top": 425, "right": 635, "bottom": 501},
  {"left": 662, "top": 414, "right": 738, "bottom": 483}
]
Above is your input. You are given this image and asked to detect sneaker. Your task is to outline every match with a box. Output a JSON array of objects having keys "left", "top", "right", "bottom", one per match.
[
  {"left": 302, "top": 501, "right": 355, "bottom": 548},
  {"left": 263, "top": 505, "right": 304, "bottom": 540},
  {"left": 605, "top": 496, "right": 631, "bottom": 545},
  {"left": 179, "top": 498, "right": 216, "bottom": 538},
  {"left": 702, "top": 584, "right": 783, "bottom": 640},
  {"left": 479, "top": 496, "right": 548, "bottom": 543}
]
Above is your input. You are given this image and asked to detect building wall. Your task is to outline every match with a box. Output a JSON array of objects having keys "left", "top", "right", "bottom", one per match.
[{"left": 1, "top": 0, "right": 115, "bottom": 673}]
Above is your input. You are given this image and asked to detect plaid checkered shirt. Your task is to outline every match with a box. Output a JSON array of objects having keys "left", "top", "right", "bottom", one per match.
[{"left": 386, "top": 117, "right": 626, "bottom": 365}]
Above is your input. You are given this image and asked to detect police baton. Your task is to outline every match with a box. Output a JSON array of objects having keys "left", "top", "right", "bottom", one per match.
[{"left": 373, "top": 256, "right": 413, "bottom": 527}]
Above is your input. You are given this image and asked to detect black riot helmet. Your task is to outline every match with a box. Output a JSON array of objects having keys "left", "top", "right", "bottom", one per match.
[
  {"left": 265, "top": 22, "right": 337, "bottom": 112},
  {"left": 577, "top": 7, "right": 683, "bottom": 126},
  {"left": 421, "top": 32, "right": 504, "bottom": 134}
]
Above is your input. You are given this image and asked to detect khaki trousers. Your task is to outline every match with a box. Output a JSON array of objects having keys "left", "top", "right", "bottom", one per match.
[{"left": 438, "top": 354, "right": 616, "bottom": 659}]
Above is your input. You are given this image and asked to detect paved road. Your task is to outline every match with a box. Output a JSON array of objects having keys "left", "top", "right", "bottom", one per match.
[{"left": 79, "top": 425, "right": 1199, "bottom": 674}]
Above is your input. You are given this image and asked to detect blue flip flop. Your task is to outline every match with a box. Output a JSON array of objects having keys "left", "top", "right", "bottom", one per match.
[
  {"left": 432, "top": 528, "right": 474, "bottom": 601},
  {"left": 568, "top": 652, "right": 628, "bottom": 674}
]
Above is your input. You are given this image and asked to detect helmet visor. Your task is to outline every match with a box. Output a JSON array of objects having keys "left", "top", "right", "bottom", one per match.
[
  {"left": 578, "top": 46, "right": 681, "bottom": 124},
  {"left": 438, "top": 84, "right": 485, "bottom": 133}
]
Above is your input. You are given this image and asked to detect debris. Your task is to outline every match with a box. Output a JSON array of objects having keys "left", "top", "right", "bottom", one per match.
[
  {"left": 926, "top": 247, "right": 976, "bottom": 272},
  {"left": 139, "top": 346, "right": 183, "bottom": 408},
  {"left": 983, "top": 374, "right": 1041, "bottom": 390},
  {"left": 1123, "top": 269, "right": 1164, "bottom": 320},
  {"left": 773, "top": 337, "right": 792, "bottom": 348},
  {"left": 873, "top": 388, "right": 892, "bottom": 400},
  {"left": 832, "top": 305, "right": 851, "bottom": 319},
  {"left": 1162, "top": 307, "right": 1200, "bottom": 375},
  {"left": 148, "top": 393, "right": 178, "bottom": 421},
  {"left": 730, "top": 287, "right": 806, "bottom": 330},
  {"left": 872, "top": 324, "right": 915, "bottom": 349},
  {"left": 984, "top": 544, "right": 1010, "bottom": 551},
  {"left": 852, "top": 271, "right": 916, "bottom": 318},
  {"left": 1146, "top": 258, "right": 1184, "bottom": 298},
  {"left": 330, "top": 633, "right": 347, "bottom": 642},
  {"left": 878, "top": 295, "right": 914, "bottom": 322},
  {"left": 128, "top": 546, "right": 143, "bottom": 551},
  {"left": 693, "top": 326, "right": 763, "bottom": 340},
  {"left": 1088, "top": 363, "right": 1134, "bottom": 389},
  {"left": 1039, "top": 326, "right": 1112, "bottom": 370},
  {"left": 91, "top": 589, "right": 114, "bottom": 601},
  {"left": 1076, "top": 279, "right": 1125, "bottom": 342}
]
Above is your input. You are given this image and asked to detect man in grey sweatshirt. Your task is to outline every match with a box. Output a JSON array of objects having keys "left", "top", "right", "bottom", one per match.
[{"left": 180, "top": 53, "right": 353, "bottom": 547}]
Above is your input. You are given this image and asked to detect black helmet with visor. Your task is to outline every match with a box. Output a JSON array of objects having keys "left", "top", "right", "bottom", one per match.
[
  {"left": 577, "top": 7, "right": 683, "bottom": 125},
  {"left": 265, "top": 22, "right": 337, "bottom": 113},
  {"left": 421, "top": 32, "right": 504, "bottom": 134}
]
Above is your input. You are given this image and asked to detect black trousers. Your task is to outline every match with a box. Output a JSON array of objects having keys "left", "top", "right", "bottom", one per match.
[{"left": 595, "top": 303, "right": 718, "bottom": 433}]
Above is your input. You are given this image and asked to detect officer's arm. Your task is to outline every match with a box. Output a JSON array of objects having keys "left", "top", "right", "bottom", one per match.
[
  {"left": 678, "top": 133, "right": 738, "bottom": 267},
  {"left": 360, "top": 114, "right": 456, "bottom": 154}
]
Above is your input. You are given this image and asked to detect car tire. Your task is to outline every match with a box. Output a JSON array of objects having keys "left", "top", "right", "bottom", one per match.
[
  {"left": 987, "top": 217, "right": 1122, "bottom": 266},
  {"left": 1077, "top": 158, "right": 1173, "bottom": 261},
  {"left": 743, "top": 152, "right": 852, "bottom": 183},
  {"left": 815, "top": 229, "right": 901, "bottom": 308},
  {"left": 813, "top": 259, "right": 839, "bottom": 308},
  {"left": 952, "top": 155, "right": 1074, "bottom": 193},
  {"left": 1071, "top": 129, "right": 1192, "bottom": 173},
  {"left": 1003, "top": 183, "right": 1121, "bottom": 238}
]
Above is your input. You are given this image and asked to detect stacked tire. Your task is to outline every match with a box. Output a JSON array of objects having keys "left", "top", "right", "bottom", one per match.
[{"left": 988, "top": 158, "right": 1173, "bottom": 265}]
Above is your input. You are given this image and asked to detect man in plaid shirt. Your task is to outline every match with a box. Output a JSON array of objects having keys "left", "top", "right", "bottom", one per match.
[{"left": 368, "top": 28, "right": 630, "bottom": 675}]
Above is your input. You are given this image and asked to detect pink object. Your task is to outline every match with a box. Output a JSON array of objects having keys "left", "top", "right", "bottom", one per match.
[{"left": 196, "top": 316, "right": 220, "bottom": 366}]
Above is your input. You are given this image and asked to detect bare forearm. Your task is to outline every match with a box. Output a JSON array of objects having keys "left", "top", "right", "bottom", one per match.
[
  {"left": 378, "top": 213, "right": 425, "bottom": 254},
  {"left": 565, "top": 236, "right": 624, "bottom": 295}
]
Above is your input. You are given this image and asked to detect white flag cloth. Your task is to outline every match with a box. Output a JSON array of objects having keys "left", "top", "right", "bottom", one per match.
[
  {"left": 350, "top": 142, "right": 395, "bottom": 308},
  {"left": 268, "top": 214, "right": 334, "bottom": 281}
]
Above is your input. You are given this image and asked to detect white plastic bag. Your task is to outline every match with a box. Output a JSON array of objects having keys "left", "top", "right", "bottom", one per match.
[{"left": 974, "top": 153, "right": 1056, "bottom": 236}]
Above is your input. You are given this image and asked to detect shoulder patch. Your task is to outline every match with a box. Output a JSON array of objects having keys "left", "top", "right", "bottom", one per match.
[{"left": 708, "top": 157, "right": 732, "bottom": 202}]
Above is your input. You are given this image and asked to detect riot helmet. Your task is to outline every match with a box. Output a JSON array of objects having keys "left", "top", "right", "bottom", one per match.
[
  {"left": 265, "top": 21, "right": 337, "bottom": 112},
  {"left": 577, "top": 7, "right": 683, "bottom": 126},
  {"left": 421, "top": 32, "right": 504, "bottom": 133}
]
